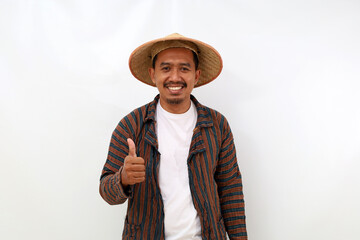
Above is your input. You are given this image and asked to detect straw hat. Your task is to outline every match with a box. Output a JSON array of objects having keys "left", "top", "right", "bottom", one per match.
[{"left": 128, "top": 33, "right": 223, "bottom": 88}]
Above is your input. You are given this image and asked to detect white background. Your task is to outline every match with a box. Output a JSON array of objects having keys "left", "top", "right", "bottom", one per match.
[{"left": 1, "top": 0, "right": 360, "bottom": 239}]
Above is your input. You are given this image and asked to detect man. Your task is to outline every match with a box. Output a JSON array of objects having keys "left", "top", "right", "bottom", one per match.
[{"left": 99, "top": 33, "right": 247, "bottom": 239}]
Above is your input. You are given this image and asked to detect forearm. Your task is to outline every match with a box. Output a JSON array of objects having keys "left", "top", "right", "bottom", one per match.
[
  {"left": 99, "top": 168, "right": 131, "bottom": 205},
  {"left": 218, "top": 173, "right": 247, "bottom": 239}
]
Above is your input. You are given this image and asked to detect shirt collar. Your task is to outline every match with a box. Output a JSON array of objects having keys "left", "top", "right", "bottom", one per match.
[{"left": 145, "top": 94, "right": 214, "bottom": 128}]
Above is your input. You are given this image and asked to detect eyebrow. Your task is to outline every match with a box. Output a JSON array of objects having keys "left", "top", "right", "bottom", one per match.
[
  {"left": 159, "top": 62, "right": 192, "bottom": 67},
  {"left": 180, "top": 63, "right": 191, "bottom": 67}
]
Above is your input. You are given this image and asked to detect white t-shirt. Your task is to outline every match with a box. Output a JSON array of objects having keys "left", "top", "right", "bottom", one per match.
[{"left": 156, "top": 101, "right": 202, "bottom": 240}]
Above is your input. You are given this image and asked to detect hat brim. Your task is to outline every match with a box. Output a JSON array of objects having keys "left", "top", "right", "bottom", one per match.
[{"left": 128, "top": 34, "right": 223, "bottom": 88}]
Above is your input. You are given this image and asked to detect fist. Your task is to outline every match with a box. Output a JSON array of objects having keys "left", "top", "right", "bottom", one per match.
[{"left": 121, "top": 138, "right": 146, "bottom": 187}]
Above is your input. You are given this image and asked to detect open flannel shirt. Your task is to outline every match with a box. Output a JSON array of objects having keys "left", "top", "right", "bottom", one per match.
[{"left": 99, "top": 95, "right": 247, "bottom": 239}]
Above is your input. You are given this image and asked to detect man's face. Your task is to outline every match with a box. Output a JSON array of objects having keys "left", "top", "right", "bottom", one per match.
[{"left": 149, "top": 48, "right": 201, "bottom": 112}]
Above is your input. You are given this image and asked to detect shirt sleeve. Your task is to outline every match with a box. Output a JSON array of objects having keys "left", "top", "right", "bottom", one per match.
[
  {"left": 99, "top": 116, "right": 135, "bottom": 205},
  {"left": 215, "top": 116, "right": 247, "bottom": 239}
]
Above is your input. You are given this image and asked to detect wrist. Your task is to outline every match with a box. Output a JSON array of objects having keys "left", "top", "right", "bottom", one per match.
[{"left": 120, "top": 168, "right": 129, "bottom": 188}]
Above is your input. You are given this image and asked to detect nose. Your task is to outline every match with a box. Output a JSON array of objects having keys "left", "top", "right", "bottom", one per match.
[{"left": 169, "top": 69, "right": 181, "bottom": 81}]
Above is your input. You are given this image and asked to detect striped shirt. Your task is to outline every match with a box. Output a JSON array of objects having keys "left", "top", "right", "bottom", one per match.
[{"left": 99, "top": 95, "right": 247, "bottom": 239}]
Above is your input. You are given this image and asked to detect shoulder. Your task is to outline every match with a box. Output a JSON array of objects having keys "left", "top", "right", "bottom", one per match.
[
  {"left": 115, "top": 98, "right": 157, "bottom": 135},
  {"left": 122, "top": 103, "right": 148, "bottom": 123},
  {"left": 122, "top": 100, "right": 154, "bottom": 123},
  {"left": 193, "top": 96, "right": 231, "bottom": 131}
]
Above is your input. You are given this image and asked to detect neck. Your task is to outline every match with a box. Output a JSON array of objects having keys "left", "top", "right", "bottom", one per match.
[{"left": 159, "top": 97, "right": 191, "bottom": 114}]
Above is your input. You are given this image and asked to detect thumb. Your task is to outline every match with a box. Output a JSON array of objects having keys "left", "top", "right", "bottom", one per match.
[{"left": 127, "top": 138, "right": 137, "bottom": 157}]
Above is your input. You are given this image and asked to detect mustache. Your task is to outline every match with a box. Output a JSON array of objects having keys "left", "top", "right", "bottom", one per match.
[{"left": 163, "top": 81, "right": 187, "bottom": 88}]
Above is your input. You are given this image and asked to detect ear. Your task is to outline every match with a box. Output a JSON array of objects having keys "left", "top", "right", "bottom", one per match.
[
  {"left": 194, "top": 69, "right": 201, "bottom": 85},
  {"left": 148, "top": 68, "right": 156, "bottom": 84}
]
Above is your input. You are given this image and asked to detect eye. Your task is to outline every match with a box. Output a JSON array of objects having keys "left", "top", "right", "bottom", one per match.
[
  {"left": 161, "top": 66, "right": 170, "bottom": 71},
  {"left": 180, "top": 67, "right": 190, "bottom": 71}
]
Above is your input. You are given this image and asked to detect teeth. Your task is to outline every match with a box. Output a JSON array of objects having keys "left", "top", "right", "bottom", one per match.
[{"left": 168, "top": 86, "right": 182, "bottom": 91}]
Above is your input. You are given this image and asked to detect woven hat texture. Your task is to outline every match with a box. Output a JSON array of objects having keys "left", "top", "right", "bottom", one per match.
[{"left": 128, "top": 33, "right": 223, "bottom": 87}]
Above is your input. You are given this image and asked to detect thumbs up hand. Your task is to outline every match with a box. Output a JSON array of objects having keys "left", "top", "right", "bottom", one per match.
[{"left": 121, "top": 138, "right": 146, "bottom": 187}]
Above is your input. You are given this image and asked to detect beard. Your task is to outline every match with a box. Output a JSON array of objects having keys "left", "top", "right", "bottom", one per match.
[{"left": 166, "top": 97, "right": 185, "bottom": 105}]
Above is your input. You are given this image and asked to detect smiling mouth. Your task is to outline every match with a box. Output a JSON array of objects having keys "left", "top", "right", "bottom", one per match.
[
  {"left": 164, "top": 81, "right": 187, "bottom": 93},
  {"left": 168, "top": 86, "right": 182, "bottom": 91}
]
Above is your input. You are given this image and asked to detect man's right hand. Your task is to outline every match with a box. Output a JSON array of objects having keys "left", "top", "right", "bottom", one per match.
[{"left": 121, "top": 138, "right": 146, "bottom": 187}]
